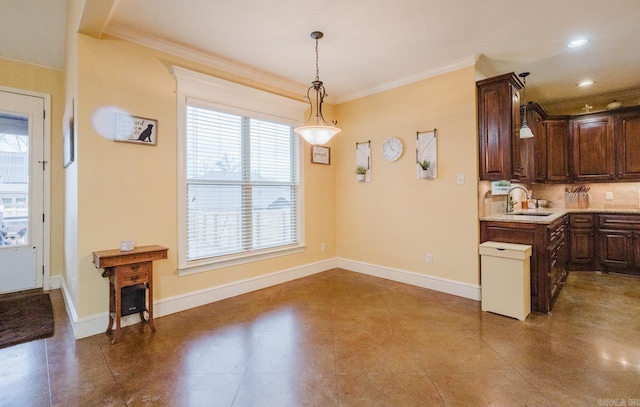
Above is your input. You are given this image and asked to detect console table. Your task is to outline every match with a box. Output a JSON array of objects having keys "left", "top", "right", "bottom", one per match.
[{"left": 92, "top": 245, "right": 168, "bottom": 344}]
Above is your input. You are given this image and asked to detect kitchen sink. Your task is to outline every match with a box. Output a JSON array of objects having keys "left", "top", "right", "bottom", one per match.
[{"left": 508, "top": 212, "right": 554, "bottom": 217}]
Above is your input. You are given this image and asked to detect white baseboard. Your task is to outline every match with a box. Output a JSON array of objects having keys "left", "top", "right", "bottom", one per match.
[
  {"left": 61, "top": 259, "right": 337, "bottom": 339},
  {"left": 153, "top": 258, "right": 337, "bottom": 318},
  {"left": 337, "top": 257, "right": 481, "bottom": 301},
  {"left": 57, "top": 257, "right": 479, "bottom": 340}
]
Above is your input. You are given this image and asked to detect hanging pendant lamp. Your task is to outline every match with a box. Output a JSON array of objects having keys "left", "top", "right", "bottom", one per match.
[
  {"left": 294, "top": 31, "right": 341, "bottom": 145},
  {"left": 518, "top": 72, "right": 534, "bottom": 139}
]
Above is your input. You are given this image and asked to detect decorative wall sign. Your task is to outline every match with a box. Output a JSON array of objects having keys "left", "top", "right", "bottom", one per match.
[
  {"left": 311, "top": 145, "right": 330, "bottom": 164},
  {"left": 356, "top": 140, "right": 371, "bottom": 182},
  {"left": 115, "top": 114, "right": 158, "bottom": 145},
  {"left": 416, "top": 129, "right": 437, "bottom": 179}
]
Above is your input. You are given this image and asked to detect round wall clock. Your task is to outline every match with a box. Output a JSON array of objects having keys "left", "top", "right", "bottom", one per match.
[{"left": 382, "top": 137, "right": 403, "bottom": 161}]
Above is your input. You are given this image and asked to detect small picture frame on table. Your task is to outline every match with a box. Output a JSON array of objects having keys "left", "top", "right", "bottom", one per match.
[{"left": 311, "top": 145, "right": 330, "bottom": 165}]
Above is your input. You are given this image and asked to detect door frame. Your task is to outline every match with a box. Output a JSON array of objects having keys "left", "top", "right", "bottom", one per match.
[{"left": 0, "top": 86, "right": 51, "bottom": 290}]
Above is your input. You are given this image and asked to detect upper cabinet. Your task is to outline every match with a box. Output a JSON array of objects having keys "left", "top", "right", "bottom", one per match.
[
  {"left": 544, "top": 119, "right": 571, "bottom": 183},
  {"left": 571, "top": 114, "right": 615, "bottom": 182},
  {"left": 616, "top": 110, "right": 640, "bottom": 180},
  {"left": 477, "top": 73, "right": 522, "bottom": 181},
  {"left": 477, "top": 73, "right": 640, "bottom": 184}
]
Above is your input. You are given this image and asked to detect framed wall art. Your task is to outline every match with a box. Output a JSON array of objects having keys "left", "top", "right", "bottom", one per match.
[
  {"left": 416, "top": 129, "right": 437, "bottom": 179},
  {"left": 311, "top": 145, "right": 330, "bottom": 164},
  {"left": 115, "top": 114, "right": 158, "bottom": 145}
]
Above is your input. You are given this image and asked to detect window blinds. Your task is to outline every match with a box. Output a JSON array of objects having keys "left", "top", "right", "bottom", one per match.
[{"left": 185, "top": 104, "right": 299, "bottom": 261}]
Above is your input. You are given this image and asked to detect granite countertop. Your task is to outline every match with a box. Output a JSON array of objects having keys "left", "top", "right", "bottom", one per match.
[{"left": 480, "top": 207, "right": 640, "bottom": 224}]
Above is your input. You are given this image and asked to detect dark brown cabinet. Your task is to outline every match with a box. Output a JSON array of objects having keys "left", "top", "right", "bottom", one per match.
[
  {"left": 597, "top": 214, "right": 640, "bottom": 276},
  {"left": 516, "top": 103, "right": 545, "bottom": 183},
  {"left": 571, "top": 114, "right": 616, "bottom": 182},
  {"left": 548, "top": 218, "right": 568, "bottom": 303},
  {"left": 477, "top": 73, "right": 522, "bottom": 181},
  {"left": 544, "top": 119, "right": 571, "bottom": 183},
  {"left": 477, "top": 73, "right": 640, "bottom": 185},
  {"left": 568, "top": 213, "right": 596, "bottom": 270},
  {"left": 480, "top": 216, "right": 568, "bottom": 314},
  {"left": 616, "top": 110, "right": 640, "bottom": 180}
]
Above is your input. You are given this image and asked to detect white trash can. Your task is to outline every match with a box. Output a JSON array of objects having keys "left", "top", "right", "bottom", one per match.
[{"left": 479, "top": 241, "right": 532, "bottom": 321}]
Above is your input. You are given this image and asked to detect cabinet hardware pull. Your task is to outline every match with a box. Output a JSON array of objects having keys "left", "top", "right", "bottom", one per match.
[{"left": 131, "top": 265, "right": 139, "bottom": 271}]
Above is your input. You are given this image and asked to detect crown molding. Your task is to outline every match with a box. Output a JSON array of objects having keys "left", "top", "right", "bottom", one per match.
[
  {"left": 334, "top": 54, "right": 478, "bottom": 104},
  {"left": 102, "top": 23, "right": 479, "bottom": 106},
  {"left": 103, "top": 23, "right": 309, "bottom": 99}
]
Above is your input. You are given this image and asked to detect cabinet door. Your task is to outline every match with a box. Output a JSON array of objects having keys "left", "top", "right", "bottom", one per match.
[
  {"left": 514, "top": 105, "right": 543, "bottom": 183},
  {"left": 569, "top": 230, "right": 596, "bottom": 267},
  {"left": 477, "top": 73, "right": 522, "bottom": 181},
  {"left": 545, "top": 120, "right": 570, "bottom": 182},
  {"left": 533, "top": 110, "right": 547, "bottom": 182},
  {"left": 616, "top": 111, "right": 640, "bottom": 180},
  {"left": 634, "top": 232, "right": 640, "bottom": 269},
  {"left": 598, "top": 229, "right": 633, "bottom": 270},
  {"left": 572, "top": 115, "right": 615, "bottom": 182}
]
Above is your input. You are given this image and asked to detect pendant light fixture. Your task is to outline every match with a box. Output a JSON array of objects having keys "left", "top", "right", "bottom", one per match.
[
  {"left": 294, "top": 31, "right": 341, "bottom": 145},
  {"left": 518, "top": 72, "right": 534, "bottom": 139}
]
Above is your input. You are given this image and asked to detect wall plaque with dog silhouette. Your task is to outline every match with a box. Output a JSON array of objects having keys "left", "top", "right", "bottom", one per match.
[{"left": 115, "top": 114, "right": 158, "bottom": 146}]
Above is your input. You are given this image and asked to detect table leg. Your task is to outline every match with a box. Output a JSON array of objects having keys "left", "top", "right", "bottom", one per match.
[
  {"left": 106, "top": 278, "right": 114, "bottom": 334},
  {"left": 112, "top": 283, "right": 121, "bottom": 344}
]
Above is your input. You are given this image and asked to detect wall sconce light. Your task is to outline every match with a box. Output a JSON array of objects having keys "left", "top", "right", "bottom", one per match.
[
  {"left": 294, "top": 31, "right": 341, "bottom": 145},
  {"left": 518, "top": 72, "right": 534, "bottom": 139}
]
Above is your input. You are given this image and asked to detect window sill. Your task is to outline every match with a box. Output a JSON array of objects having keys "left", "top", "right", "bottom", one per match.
[{"left": 177, "top": 244, "right": 306, "bottom": 276}]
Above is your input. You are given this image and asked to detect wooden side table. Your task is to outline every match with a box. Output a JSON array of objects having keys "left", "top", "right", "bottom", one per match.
[{"left": 92, "top": 245, "right": 168, "bottom": 344}]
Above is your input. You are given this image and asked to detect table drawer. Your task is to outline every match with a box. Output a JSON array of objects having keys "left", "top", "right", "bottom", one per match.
[{"left": 116, "top": 263, "right": 149, "bottom": 285}]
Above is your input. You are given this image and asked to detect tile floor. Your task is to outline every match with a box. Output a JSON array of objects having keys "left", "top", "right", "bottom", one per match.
[{"left": 1, "top": 269, "right": 639, "bottom": 406}]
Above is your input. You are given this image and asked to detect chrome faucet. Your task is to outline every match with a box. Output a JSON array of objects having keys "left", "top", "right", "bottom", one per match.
[{"left": 506, "top": 186, "right": 531, "bottom": 213}]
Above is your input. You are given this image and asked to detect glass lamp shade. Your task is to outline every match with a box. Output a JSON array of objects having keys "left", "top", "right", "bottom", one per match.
[
  {"left": 294, "top": 125, "right": 341, "bottom": 145},
  {"left": 520, "top": 123, "right": 534, "bottom": 139}
]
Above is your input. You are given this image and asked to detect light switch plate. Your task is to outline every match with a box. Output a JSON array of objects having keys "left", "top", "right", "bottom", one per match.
[
  {"left": 456, "top": 174, "right": 465, "bottom": 185},
  {"left": 606, "top": 192, "right": 613, "bottom": 201}
]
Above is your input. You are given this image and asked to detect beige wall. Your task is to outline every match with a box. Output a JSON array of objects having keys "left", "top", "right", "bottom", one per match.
[
  {"left": 4, "top": 18, "right": 480, "bottom": 322},
  {"left": 334, "top": 66, "right": 481, "bottom": 285},
  {"left": 72, "top": 34, "right": 337, "bottom": 317},
  {"left": 0, "top": 57, "right": 65, "bottom": 280}
]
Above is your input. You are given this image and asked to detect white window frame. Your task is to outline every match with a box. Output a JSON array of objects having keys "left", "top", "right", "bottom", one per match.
[{"left": 173, "top": 67, "right": 308, "bottom": 275}]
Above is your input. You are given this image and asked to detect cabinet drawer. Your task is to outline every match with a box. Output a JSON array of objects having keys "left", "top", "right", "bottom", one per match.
[
  {"left": 116, "top": 263, "right": 150, "bottom": 286},
  {"left": 569, "top": 214, "right": 594, "bottom": 229},
  {"left": 598, "top": 214, "right": 640, "bottom": 230}
]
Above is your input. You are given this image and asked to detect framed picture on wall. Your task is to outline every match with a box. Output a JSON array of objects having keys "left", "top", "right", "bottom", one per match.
[
  {"left": 63, "top": 98, "right": 74, "bottom": 168},
  {"left": 311, "top": 145, "right": 330, "bottom": 164},
  {"left": 114, "top": 114, "right": 158, "bottom": 145}
]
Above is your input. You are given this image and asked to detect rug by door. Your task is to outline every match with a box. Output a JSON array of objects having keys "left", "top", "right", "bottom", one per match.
[{"left": 0, "top": 292, "right": 54, "bottom": 349}]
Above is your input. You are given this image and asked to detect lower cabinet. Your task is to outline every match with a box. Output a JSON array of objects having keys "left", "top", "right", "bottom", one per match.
[
  {"left": 597, "top": 214, "right": 640, "bottom": 276},
  {"left": 568, "top": 213, "right": 596, "bottom": 270},
  {"left": 480, "top": 216, "right": 568, "bottom": 314}
]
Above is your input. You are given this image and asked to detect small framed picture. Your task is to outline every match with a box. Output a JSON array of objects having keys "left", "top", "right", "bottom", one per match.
[
  {"left": 115, "top": 114, "right": 158, "bottom": 145},
  {"left": 311, "top": 145, "right": 330, "bottom": 165}
]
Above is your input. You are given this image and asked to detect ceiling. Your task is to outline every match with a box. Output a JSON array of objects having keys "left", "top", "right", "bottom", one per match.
[{"left": 3, "top": 0, "right": 640, "bottom": 114}]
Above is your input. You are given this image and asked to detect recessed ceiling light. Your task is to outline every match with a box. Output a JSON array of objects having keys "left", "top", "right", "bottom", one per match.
[
  {"left": 568, "top": 38, "right": 589, "bottom": 48},
  {"left": 578, "top": 80, "right": 594, "bottom": 87}
]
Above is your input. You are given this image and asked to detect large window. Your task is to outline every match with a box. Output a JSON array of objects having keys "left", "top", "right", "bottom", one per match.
[
  {"left": 186, "top": 105, "right": 299, "bottom": 260},
  {"left": 174, "top": 67, "right": 307, "bottom": 273}
]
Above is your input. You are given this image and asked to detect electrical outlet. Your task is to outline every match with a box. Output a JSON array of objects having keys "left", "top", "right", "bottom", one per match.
[
  {"left": 605, "top": 192, "right": 613, "bottom": 201},
  {"left": 321, "top": 242, "right": 326, "bottom": 252},
  {"left": 426, "top": 253, "right": 433, "bottom": 264},
  {"left": 456, "top": 173, "right": 465, "bottom": 185}
]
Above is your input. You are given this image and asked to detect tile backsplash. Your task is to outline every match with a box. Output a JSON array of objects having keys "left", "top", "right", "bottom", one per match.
[{"left": 479, "top": 181, "right": 640, "bottom": 216}]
